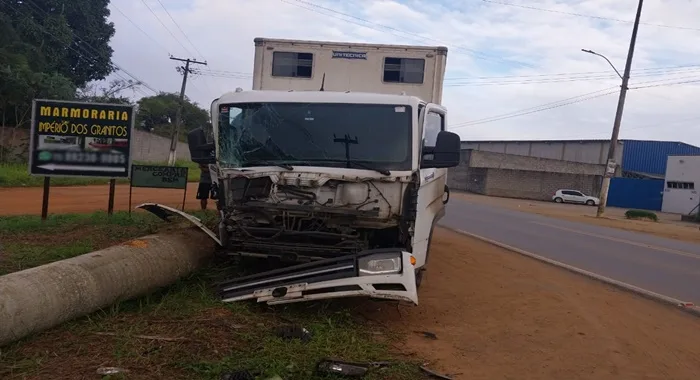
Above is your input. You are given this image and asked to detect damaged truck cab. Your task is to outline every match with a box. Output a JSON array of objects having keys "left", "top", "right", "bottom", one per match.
[{"left": 147, "top": 38, "right": 460, "bottom": 305}]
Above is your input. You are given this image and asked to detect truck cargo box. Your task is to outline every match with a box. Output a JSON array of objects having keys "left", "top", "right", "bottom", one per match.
[{"left": 252, "top": 37, "right": 447, "bottom": 104}]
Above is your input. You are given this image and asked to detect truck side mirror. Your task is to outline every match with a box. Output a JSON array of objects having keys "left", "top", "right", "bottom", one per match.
[
  {"left": 187, "top": 128, "right": 216, "bottom": 165},
  {"left": 420, "top": 130, "right": 460, "bottom": 169}
]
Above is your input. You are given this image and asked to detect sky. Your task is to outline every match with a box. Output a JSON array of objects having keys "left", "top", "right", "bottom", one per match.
[{"left": 104, "top": 0, "right": 700, "bottom": 145}]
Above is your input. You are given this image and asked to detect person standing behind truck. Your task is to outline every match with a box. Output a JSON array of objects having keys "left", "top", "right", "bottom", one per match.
[{"left": 196, "top": 163, "right": 213, "bottom": 210}]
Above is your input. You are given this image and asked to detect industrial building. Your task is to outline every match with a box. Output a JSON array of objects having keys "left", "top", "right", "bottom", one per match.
[
  {"left": 450, "top": 139, "right": 700, "bottom": 211},
  {"left": 448, "top": 149, "right": 604, "bottom": 201},
  {"left": 662, "top": 155, "right": 700, "bottom": 215}
]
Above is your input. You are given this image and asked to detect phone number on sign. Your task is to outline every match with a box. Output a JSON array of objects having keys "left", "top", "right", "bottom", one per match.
[{"left": 49, "top": 152, "right": 126, "bottom": 164}]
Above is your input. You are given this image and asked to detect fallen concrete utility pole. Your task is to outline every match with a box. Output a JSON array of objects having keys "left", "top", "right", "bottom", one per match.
[{"left": 0, "top": 229, "right": 215, "bottom": 347}]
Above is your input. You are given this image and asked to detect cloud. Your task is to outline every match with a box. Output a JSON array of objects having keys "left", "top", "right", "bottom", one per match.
[{"left": 106, "top": 0, "right": 700, "bottom": 145}]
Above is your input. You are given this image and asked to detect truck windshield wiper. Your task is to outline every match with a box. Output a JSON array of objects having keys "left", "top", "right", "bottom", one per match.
[
  {"left": 243, "top": 160, "right": 294, "bottom": 170},
  {"left": 297, "top": 159, "right": 390, "bottom": 176}
]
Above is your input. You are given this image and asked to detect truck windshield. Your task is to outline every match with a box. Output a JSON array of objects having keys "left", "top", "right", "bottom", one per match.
[{"left": 217, "top": 102, "right": 412, "bottom": 171}]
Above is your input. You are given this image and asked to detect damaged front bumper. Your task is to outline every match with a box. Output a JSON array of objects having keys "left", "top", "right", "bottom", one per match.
[
  {"left": 136, "top": 203, "right": 418, "bottom": 306},
  {"left": 218, "top": 249, "right": 418, "bottom": 305}
]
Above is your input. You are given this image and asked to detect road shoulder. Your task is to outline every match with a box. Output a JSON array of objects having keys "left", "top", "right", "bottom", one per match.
[{"left": 362, "top": 228, "right": 700, "bottom": 379}]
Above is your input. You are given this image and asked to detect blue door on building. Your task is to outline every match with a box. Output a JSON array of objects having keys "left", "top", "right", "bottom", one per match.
[{"left": 607, "top": 178, "right": 664, "bottom": 211}]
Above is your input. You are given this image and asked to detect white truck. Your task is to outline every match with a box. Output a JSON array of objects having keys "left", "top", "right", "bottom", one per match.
[{"left": 139, "top": 37, "right": 460, "bottom": 306}]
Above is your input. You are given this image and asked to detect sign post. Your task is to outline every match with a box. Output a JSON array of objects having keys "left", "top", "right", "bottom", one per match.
[
  {"left": 129, "top": 165, "right": 189, "bottom": 214},
  {"left": 108, "top": 179, "right": 116, "bottom": 216},
  {"left": 28, "top": 99, "right": 134, "bottom": 218},
  {"left": 41, "top": 177, "right": 50, "bottom": 220}
]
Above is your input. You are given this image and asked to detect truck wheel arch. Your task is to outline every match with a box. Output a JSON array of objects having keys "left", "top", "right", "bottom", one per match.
[{"left": 416, "top": 215, "right": 440, "bottom": 289}]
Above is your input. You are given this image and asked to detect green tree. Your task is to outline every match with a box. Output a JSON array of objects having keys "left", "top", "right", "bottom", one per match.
[
  {"left": 0, "top": 12, "right": 75, "bottom": 128},
  {"left": 136, "top": 93, "right": 210, "bottom": 139},
  {"left": 2, "top": 0, "right": 115, "bottom": 87},
  {"left": 0, "top": 0, "right": 115, "bottom": 128}
]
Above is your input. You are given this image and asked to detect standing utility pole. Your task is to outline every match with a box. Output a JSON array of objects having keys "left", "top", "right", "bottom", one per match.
[
  {"left": 167, "top": 56, "right": 207, "bottom": 166},
  {"left": 590, "top": 0, "right": 644, "bottom": 218}
]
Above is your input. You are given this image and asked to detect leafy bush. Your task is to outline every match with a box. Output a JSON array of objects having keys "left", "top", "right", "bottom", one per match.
[{"left": 624, "top": 209, "right": 658, "bottom": 222}]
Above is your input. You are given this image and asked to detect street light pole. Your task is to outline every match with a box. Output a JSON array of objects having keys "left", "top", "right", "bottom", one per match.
[{"left": 585, "top": 0, "right": 644, "bottom": 218}]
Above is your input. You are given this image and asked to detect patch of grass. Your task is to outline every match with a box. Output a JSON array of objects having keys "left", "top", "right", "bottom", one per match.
[
  {"left": 0, "top": 160, "right": 200, "bottom": 188},
  {"left": 0, "top": 210, "right": 160, "bottom": 234},
  {"left": 0, "top": 209, "right": 217, "bottom": 274},
  {"left": 0, "top": 210, "right": 419, "bottom": 380},
  {"left": 0, "top": 264, "right": 420, "bottom": 379},
  {"left": 624, "top": 209, "right": 659, "bottom": 222}
]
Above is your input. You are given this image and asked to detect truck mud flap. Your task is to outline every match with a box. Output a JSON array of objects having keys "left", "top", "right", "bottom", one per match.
[
  {"left": 135, "top": 203, "right": 222, "bottom": 246},
  {"left": 217, "top": 249, "right": 418, "bottom": 305}
]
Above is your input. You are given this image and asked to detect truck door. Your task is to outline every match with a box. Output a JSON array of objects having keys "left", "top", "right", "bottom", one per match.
[{"left": 412, "top": 103, "right": 448, "bottom": 268}]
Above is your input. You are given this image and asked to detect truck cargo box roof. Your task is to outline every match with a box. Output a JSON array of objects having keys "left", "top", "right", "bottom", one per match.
[{"left": 253, "top": 37, "right": 448, "bottom": 53}]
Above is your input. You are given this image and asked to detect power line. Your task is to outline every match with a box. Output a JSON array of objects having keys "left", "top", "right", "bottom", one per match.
[
  {"left": 111, "top": 3, "right": 170, "bottom": 54},
  {"left": 445, "top": 64, "right": 700, "bottom": 82},
  {"left": 282, "top": 0, "right": 536, "bottom": 69},
  {"left": 450, "top": 87, "right": 620, "bottom": 128},
  {"left": 135, "top": 0, "right": 217, "bottom": 96},
  {"left": 154, "top": 0, "right": 206, "bottom": 60},
  {"left": 480, "top": 0, "right": 700, "bottom": 32},
  {"left": 449, "top": 73, "right": 700, "bottom": 129},
  {"left": 630, "top": 78, "right": 700, "bottom": 90},
  {"left": 138, "top": 0, "right": 197, "bottom": 58},
  {"left": 629, "top": 74, "right": 700, "bottom": 86},
  {"left": 466, "top": 116, "right": 700, "bottom": 143},
  {"left": 196, "top": 65, "right": 700, "bottom": 85},
  {"left": 446, "top": 68, "right": 700, "bottom": 86},
  {"left": 111, "top": 2, "right": 215, "bottom": 97},
  {"left": 197, "top": 69, "right": 254, "bottom": 80},
  {"left": 561, "top": 115, "right": 700, "bottom": 140},
  {"left": 450, "top": 89, "right": 620, "bottom": 129},
  {"left": 199, "top": 69, "right": 253, "bottom": 76}
]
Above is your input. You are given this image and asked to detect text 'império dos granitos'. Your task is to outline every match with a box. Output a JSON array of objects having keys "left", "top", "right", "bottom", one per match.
[{"left": 35, "top": 104, "right": 133, "bottom": 139}]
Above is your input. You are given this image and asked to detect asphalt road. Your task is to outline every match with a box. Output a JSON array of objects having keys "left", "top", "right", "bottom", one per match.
[{"left": 439, "top": 198, "right": 700, "bottom": 304}]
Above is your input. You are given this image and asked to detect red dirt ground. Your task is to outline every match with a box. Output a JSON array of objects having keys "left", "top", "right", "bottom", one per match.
[{"left": 0, "top": 183, "right": 203, "bottom": 216}]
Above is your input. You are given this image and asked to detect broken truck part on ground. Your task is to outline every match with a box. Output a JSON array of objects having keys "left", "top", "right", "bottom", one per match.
[{"left": 143, "top": 37, "right": 461, "bottom": 306}]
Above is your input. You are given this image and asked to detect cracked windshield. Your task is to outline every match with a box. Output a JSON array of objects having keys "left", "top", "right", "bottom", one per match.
[{"left": 217, "top": 102, "right": 412, "bottom": 171}]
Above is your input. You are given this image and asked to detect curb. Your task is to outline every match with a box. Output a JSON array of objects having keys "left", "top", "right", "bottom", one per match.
[{"left": 442, "top": 225, "right": 700, "bottom": 319}]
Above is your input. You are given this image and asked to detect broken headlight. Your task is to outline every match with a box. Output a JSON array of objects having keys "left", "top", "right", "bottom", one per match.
[{"left": 358, "top": 252, "right": 402, "bottom": 276}]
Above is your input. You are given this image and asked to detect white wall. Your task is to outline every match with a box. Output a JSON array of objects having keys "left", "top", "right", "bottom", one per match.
[
  {"left": 662, "top": 155, "right": 700, "bottom": 214},
  {"left": 460, "top": 140, "right": 624, "bottom": 167}
]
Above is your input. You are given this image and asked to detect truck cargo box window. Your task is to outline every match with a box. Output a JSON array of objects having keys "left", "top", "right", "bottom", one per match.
[
  {"left": 217, "top": 102, "right": 412, "bottom": 171},
  {"left": 383, "top": 57, "right": 425, "bottom": 84},
  {"left": 272, "top": 52, "right": 313, "bottom": 78}
]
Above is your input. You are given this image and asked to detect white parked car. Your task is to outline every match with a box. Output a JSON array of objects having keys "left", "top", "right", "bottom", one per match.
[{"left": 552, "top": 189, "right": 600, "bottom": 206}]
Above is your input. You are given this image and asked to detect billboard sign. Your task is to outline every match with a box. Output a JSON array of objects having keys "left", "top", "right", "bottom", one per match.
[{"left": 28, "top": 99, "right": 135, "bottom": 178}]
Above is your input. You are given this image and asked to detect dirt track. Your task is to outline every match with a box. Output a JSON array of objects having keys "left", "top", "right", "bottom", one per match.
[
  {"left": 0, "top": 183, "right": 203, "bottom": 216},
  {"left": 365, "top": 228, "right": 700, "bottom": 379}
]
